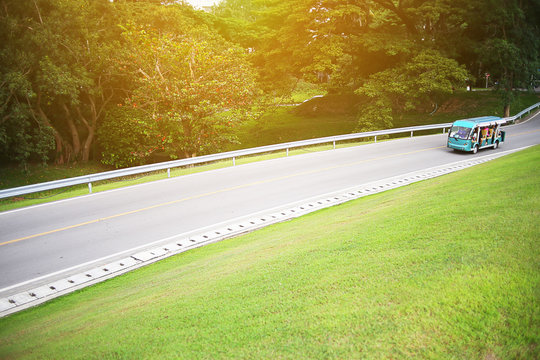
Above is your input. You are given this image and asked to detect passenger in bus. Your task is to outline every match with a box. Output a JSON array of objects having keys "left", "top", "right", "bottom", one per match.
[
  {"left": 481, "top": 127, "right": 488, "bottom": 145},
  {"left": 487, "top": 127, "right": 493, "bottom": 144},
  {"left": 471, "top": 130, "right": 478, "bottom": 143}
]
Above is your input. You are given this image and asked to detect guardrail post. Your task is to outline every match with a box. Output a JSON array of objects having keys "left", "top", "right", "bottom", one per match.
[
  {"left": 167, "top": 168, "right": 171, "bottom": 178},
  {"left": 333, "top": 141, "right": 336, "bottom": 149},
  {"left": 233, "top": 157, "right": 236, "bottom": 166},
  {"left": 88, "top": 182, "right": 92, "bottom": 194},
  {"left": 286, "top": 148, "right": 289, "bottom": 156},
  {"left": 411, "top": 131, "right": 413, "bottom": 137},
  {"left": 374, "top": 135, "right": 377, "bottom": 143}
]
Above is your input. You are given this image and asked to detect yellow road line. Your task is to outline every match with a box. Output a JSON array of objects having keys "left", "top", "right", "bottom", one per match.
[
  {"left": 507, "top": 128, "right": 540, "bottom": 137},
  {"left": 0, "top": 144, "right": 472, "bottom": 247}
]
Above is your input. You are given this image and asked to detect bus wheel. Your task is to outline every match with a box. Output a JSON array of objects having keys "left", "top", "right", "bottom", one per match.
[
  {"left": 472, "top": 145, "right": 478, "bottom": 154},
  {"left": 493, "top": 141, "right": 498, "bottom": 149}
]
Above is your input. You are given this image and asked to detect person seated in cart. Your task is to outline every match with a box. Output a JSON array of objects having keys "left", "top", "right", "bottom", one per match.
[
  {"left": 447, "top": 116, "right": 506, "bottom": 154},
  {"left": 481, "top": 127, "right": 488, "bottom": 146},
  {"left": 487, "top": 126, "right": 494, "bottom": 144}
]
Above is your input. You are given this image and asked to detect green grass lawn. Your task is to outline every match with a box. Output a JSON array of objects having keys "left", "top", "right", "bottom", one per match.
[
  {"left": 1, "top": 146, "right": 538, "bottom": 359},
  {"left": 394, "top": 91, "right": 539, "bottom": 127}
]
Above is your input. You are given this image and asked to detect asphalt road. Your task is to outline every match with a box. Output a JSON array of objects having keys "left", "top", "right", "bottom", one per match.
[{"left": 1, "top": 113, "right": 539, "bottom": 296}]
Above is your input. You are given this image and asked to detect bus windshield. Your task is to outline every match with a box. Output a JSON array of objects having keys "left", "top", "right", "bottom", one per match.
[{"left": 449, "top": 126, "right": 472, "bottom": 140}]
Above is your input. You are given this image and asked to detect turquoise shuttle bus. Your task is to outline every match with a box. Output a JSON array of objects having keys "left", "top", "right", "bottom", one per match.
[{"left": 447, "top": 116, "right": 506, "bottom": 154}]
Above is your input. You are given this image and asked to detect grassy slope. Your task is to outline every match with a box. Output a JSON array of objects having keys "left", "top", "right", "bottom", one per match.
[
  {"left": 232, "top": 91, "right": 539, "bottom": 149},
  {"left": 0, "top": 146, "right": 538, "bottom": 359}
]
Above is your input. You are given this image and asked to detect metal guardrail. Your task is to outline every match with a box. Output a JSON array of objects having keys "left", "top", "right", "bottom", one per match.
[
  {"left": 511, "top": 101, "right": 540, "bottom": 122},
  {"left": 1, "top": 102, "right": 538, "bottom": 200}
]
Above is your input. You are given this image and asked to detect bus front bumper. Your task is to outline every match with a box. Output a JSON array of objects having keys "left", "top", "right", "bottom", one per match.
[{"left": 447, "top": 142, "right": 471, "bottom": 151}]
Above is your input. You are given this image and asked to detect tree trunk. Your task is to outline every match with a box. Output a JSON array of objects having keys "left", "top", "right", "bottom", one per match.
[
  {"left": 182, "top": 117, "right": 198, "bottom": 158},
  {"left": 33, "top": 93, "right": 71, "bottom": 165},
  {"left": 502, "top": 70, "right": 513, "bottom": 118},
  {"left": 37, "top": 105, "right": 65, "bottom": 164},
  {"left": 80, "top": 91, "right": 113, "bottom": 162},
  {"left": 76, "top": 104, "right": 95, "bottom": 162},
  {"left": 504, "top": 104, "right": 510, "bottom": 117},
  {"left": 62, "top": 102, "right": 81, "bottom": 161}
]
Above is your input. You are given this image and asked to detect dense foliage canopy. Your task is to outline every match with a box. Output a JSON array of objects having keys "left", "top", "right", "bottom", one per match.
[{"left": 1, "top": 0, "right": 538, "bottom": 167}]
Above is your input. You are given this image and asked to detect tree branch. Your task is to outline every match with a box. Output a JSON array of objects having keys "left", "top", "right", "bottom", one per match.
[{"left": 32, "top": 0, "right": 43, "bottom": 24}]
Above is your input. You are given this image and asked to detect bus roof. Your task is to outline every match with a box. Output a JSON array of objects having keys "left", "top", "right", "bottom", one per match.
[{"left": 452, "top": 116, "right": 504, "bottom": 128}]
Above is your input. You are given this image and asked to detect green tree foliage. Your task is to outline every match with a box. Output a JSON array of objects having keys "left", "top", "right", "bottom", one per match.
[
  {"left": 0, "top": 70, "right": 54, "bottom": 165},
  {"left": 1, "top": 0, "right": 259, "bottom": 167},
  {"left": 97, "top": 106, "right": 154, "bottom": 168},
  {"left": 1, "top": 0, "right": 538, "bottom": 168},
  {"left": 356, "top": 50, "right": 468, "bottom": 130},
  {"left": 0, "top": 1, "right": 54, "bottom": 165},
  {"left": 214, "top": 0, "right": 538, "bottom": 129},
  {"left": 474, "top": 0, "right": 540, "bottom": 116},
  {"left": 116, "top": 20, "right": 257, "bottom": 159},
  {"left": 0, "top": 0, "right": 122, "bottom": 165},
  {"left": 214, "top": 0, "right": 326, "bottom": 97}
]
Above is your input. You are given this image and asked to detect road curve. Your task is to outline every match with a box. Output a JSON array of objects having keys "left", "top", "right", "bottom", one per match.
[{"left": 1, "top": 112, "right": 539, "bottom": 297}]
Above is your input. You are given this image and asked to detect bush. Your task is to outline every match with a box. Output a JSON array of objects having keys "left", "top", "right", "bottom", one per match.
[
  {"left": 97, "top": 107, "right": 156, "bottom": 168},
  {"left": 356, "top": 99, "right": 394, "bottom": 133}
]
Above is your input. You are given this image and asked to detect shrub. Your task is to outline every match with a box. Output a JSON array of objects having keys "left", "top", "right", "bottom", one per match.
[{"left": 97, "top": 107, "right": 156, "bottom": 168}]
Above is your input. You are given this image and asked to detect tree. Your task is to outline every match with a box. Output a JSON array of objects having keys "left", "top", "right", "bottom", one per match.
[
  {"left": 0, "top": 1, "right": 56, "bottom": 165},
  {"left": 213, "top": 0, "right": 473, "bottom": 132},
  {"left": 0, "top": 69, "right": 55, "bottom": 166},
  {"left": 473, "top": 0, "right": 540, "bottom": 116},
  {"left": 2, "top": 0, "right": 538, "bottom": 167},
  {"left": 97, "top": 106, "right": 155, "bottom": 168},
  {"left": 214, "top": 0, "right": 326, "bottom": 97},
  {"left": 0, "top": 0, "right": 123, "bottom": 165},
  {"left": 32, "top": 0, "right": 123, "bottom": 163},
  {"left": 333, "top": 0, "right": 471, "bottom": 129},
  {"left": 117, "top": 20, "right": 258, "bottom": 159},
  {"left": 356, "top": 50, "right": 468, "bottom": 130}
]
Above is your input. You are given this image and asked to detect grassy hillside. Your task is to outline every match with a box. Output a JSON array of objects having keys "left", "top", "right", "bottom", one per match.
[
  {"left": 1, "top": 145, "right": 538, "bottom": 359},
  {"left": 231, "top": 90, "right": 539, "bottom": 149}
]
